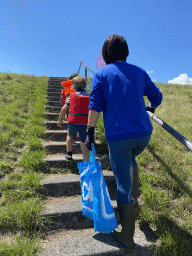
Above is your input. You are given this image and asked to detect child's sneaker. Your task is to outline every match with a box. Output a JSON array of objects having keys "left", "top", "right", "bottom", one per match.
[{"left": 65, "top": 154, "right": 73, "bottom": 162}]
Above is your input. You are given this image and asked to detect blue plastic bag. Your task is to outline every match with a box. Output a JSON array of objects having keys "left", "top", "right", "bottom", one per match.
[{"left": 78, "top": 144, "right": 118, "bottom": 233}]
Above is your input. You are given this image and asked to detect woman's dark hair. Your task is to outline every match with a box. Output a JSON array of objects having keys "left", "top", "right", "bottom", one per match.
[
  {"left": 68, "top": 73, "right": 78, "bottom": 80},
  {"left": 102, "top": 35, "right": 129, "bottom": 64}
]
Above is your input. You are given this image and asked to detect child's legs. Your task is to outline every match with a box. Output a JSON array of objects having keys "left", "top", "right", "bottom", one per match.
[
  {"left": 66, "top": 134, "right": 74, "bottom": 151},
  {"left": 67, "top": 124, "right": 78, "bottom": 152},
  {"left": 77, "top": 125, "right": 89, "bottom": 162}
]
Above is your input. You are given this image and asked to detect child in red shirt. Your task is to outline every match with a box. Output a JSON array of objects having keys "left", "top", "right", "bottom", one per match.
[{"left": 58, "top": 76, "right": 90, "bottom": 162}]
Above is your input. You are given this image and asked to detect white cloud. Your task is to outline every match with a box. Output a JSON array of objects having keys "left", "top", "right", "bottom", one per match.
[
  {"left": 147, "top": 71, "right": 154, "bottom": 74},
  {"left": 168, "top": 73, "right": 192, "bottom": 85}
]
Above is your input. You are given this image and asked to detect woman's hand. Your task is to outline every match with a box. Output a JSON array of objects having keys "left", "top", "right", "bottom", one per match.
[
  {"left": 145, "top": 105, "right": 156, "bottom": 113},
  {"left": 85, "top": 126, "right": 95, "bottom": 150}
]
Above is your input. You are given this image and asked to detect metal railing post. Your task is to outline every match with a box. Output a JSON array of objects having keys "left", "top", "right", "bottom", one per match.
[
  {"left": 78, "top": 60, "right": 83, "bottom": 74},
  {"left": 85, "top": 68, "right": 87, "bottom": 81}
]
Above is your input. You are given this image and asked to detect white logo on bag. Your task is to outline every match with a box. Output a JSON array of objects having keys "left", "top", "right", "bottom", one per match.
[{"left": 82, "top": 180, "right": 93, "bottom": 202}]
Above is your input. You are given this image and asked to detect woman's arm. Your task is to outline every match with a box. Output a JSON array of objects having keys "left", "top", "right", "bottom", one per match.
[{"left": 87, "top": 109, "right": 100, "bottom": 127}]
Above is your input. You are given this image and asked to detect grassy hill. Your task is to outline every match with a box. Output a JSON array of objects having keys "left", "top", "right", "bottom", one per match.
[
  {"left": 0, "top": 72, "right": 191, "bottom": 255},
  {"left": 0, "top": 72, "right": 48, "bottom": 255}
]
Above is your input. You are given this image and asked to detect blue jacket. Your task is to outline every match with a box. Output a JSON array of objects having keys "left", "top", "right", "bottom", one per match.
[{"left": 89, "top": 62, "right": 163, "bottom": 143}]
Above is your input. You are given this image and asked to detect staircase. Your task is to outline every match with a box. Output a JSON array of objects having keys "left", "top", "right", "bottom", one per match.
[
  {"left": 43, "top": 77, "right": 109, "bottom": 169},
  {"left": 40, "top": 77, "right": 155, "bottom": 255}
]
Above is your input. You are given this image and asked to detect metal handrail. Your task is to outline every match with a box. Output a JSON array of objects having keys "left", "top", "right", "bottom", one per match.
[{"left": 147, "top": 111, "right": 192, "bottom": 151}]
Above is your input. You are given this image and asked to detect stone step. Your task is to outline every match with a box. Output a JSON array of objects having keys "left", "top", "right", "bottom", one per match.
[
  {"left": 47, "top": 101, "right": 62, "bottom": 107},
  {"left": 48, "top": 78, "right": 67, "bottom": 85},
  {"left": 44, "top": 121, "right": 68, "bottom": 130},
  {"left": 43, "top": 153, "right": 83, "bottom": 168},
  {"left": 44, "top": 130, "right": 68, "bottom": 141},
  {"left": 48, "top": 77, "right": 67, "bottom": 80},
  {"left": 46, "top": 92, "right": 61, "bottom": 97},
  {"left": 46, "top": 96, "right": 61, "bottom": 101},
  {"left": 41, "top": 170, "right": 117, "bottom": 197},
  {"left": 43, "top": 153, "right": 111, "bottom": 170},
  {"left": 47, "top": 88, "right": 62, "bottom": 93},
  {"left": 43, "top": 140, "right": 107, "bottom": 154},
  {"left": 47, "top": 81, "right": 62, "bottom": 87},
  {"left": 45, "top": 106, "right": 62, "bottom": 113},
  {"left": 45, "top": 113, "right": 60, "bottom": 121},
  {"left": 43, "top": 141, "right": 81, "bottom": 154},
  {"left": 42, "top": 194, "right": 119, "bottom": 230},
  {"left": 47, "top": 85, "right": 63, "bottom": 90},
  {"left": 48, "top": 82, "right": 62, "bottom": 85},
  {"left": 39, "top": 227, "right": 153, "bottom": 256},
  {"left": 48, "top": 78, "right": 67, "bottom": 82}
]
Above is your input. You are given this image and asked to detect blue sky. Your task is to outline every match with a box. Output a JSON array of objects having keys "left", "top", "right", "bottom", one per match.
[{"left": 0, "top": 0, "right": 192, "bottom": 85}]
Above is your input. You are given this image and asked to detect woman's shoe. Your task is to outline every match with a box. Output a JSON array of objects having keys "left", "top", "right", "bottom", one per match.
[
  {"left": 113, "top": 229, "right": 135, "bottom": 249},
  {"left": 112, "top": 203, "right": 135, "bottom": 249}
]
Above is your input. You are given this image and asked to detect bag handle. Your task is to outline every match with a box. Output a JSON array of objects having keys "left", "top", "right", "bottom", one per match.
[{"left": 89, "top": 143, "right": 97, "bottom": 162}]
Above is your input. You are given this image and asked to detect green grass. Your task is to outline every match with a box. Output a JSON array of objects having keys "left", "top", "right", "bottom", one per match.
[
  {"left": 0, "top": 72, "right": 48, "bottom": 255},
  {"left": 96, "top": 82, "right": 192, "bottom": 255},
  {"left": 0, "top": 236, "right": 40, "bottom": 256}
]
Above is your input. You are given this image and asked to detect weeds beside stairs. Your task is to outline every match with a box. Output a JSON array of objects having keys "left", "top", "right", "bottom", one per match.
[{"left": 39, "top": 77, "right": 157, "bottom": 255}]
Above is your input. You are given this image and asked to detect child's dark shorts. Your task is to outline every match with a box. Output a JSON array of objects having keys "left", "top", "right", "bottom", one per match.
[{"left": 67, "top": 124, "right": 87, "bottom": 142}]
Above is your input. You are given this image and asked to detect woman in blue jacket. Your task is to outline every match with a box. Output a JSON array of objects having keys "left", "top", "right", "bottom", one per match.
[{"left": 85, "top": 34, "right": 163, "bottom": 249}]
